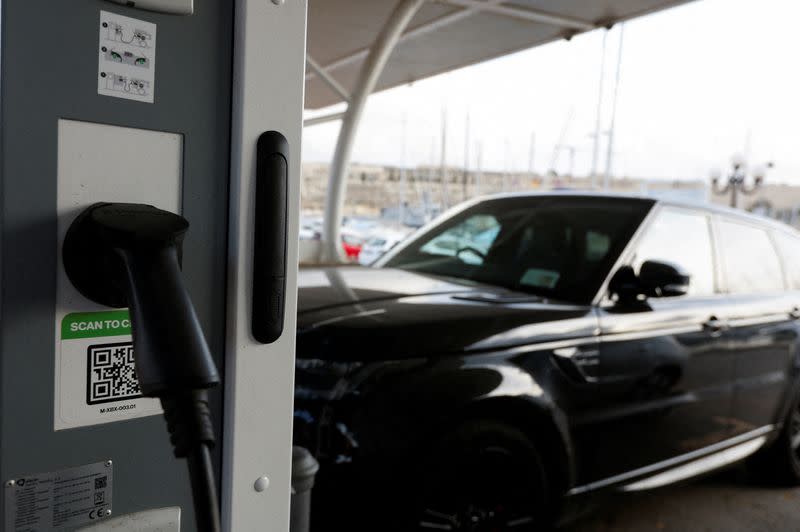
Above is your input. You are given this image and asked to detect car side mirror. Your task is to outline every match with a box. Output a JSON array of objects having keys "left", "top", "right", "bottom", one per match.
[
  {"left": 609, "top": 260, "right": 690, "bottom": 302},
  {"left": 608, "top": 265, "right": 639, "bottom": 302},
  {"left": 639, "top": 260, "right": 691, "bottom": 297}
]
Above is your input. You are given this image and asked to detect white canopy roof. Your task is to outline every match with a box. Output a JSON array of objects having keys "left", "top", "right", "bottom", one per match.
[{"left": 305, "top": 0, "right": 695, "bottom": 109}]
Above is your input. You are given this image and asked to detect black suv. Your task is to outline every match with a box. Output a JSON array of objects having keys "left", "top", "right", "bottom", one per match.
[{"left": 293, "top": 194, "right": 800, "bottom": 531}]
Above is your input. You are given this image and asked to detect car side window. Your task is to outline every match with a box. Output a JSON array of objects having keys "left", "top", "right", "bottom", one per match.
[
  {"left": 419, "top": 215, "right": 500, "bottom": 264},
  {"left": 630, "top": 208, "right": 715, "bottom": 296},
  {"left": 770, "top": 231, "right": 800, "bottom": 290},
  {"left": 717, "top": 219, "right": 784, "bottom": 294}
]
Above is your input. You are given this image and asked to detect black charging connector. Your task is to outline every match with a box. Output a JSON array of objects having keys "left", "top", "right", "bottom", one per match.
[{"left": 63, "top": 202, "right": 221, "bottom": 532}]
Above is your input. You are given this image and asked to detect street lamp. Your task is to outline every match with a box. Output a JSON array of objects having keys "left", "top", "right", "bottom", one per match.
[{"left": 710, "top": 154, "right": 772, "bottom": 208}]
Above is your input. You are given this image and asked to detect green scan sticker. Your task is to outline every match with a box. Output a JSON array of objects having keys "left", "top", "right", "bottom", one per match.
[{"left": 61, "top": 310, "right": 131, "bottom": 340}]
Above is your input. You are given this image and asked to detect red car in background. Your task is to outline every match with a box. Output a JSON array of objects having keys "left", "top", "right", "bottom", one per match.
[{"left": 341, "top": 231, "right": 364, "bottom": 260}]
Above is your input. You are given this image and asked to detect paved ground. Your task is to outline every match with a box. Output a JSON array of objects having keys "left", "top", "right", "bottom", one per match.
[{"left": 564, "top": 468, "right": 800, "bottom": 532}]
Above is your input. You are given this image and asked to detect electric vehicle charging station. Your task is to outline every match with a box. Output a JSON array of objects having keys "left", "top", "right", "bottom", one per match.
[
  {"left": 0, "top": 0, "right": 306, "bottom": 530},
  {"left": 0, "top": 0, "right": 707, "bottom": 529}
]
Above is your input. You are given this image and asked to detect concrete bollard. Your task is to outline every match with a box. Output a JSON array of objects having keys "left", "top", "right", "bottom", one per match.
[{"left": 290, "top": 446, "right": 320, "bottom": 532}]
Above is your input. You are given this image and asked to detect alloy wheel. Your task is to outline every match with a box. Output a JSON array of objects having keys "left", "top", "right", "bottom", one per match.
[{"left": 415, "top": 446, "right": 542, "bottom": 532}]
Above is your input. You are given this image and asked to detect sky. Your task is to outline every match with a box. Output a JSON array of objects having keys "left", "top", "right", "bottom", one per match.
[{"left": 302, "top": 0, "right": 800, "bottom": 184}]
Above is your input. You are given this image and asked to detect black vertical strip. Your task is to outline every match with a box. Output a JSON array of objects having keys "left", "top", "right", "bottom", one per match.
[{"left": 252, "top": 131, "right": 288, "bottom": 344}]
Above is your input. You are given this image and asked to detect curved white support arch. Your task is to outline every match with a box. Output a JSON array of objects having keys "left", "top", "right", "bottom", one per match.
[{"left": 321, "top": 0, "right": 427, "bottom": 262}]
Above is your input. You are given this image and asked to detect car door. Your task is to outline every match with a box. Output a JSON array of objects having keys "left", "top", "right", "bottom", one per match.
[
  {"left": 574, "top": 206, "right": 735, "bottom": 484},
  {"left": 715, "top": 217, "right": 799, "bottom": 437}
]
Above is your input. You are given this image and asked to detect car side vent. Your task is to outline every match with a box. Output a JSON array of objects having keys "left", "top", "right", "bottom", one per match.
[{"left": 552, "top": 346, "right": 600, "bottom": 383}]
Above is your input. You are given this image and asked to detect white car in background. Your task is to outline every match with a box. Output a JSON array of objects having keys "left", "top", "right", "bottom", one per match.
[
  {"left": 358, "top": 229, "right": 410, "bottom": 266},
  {"left": 299, "top": 215, "right": 323, "bottom": 240}
]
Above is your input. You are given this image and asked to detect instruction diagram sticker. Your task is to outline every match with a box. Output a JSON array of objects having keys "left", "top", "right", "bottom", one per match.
[
  {"left": 97, "top": 11, "right": 157, "bottom": 103},
  {"left": 4, "top": 461, "right": 113, "bottom": 531},
  {"left": 55, "top": 310, "right": 162, "bottom": 430}
]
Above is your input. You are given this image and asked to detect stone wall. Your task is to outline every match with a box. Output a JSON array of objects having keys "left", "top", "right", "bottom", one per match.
[{"left": 300, "top": 162, "right": 709, "bottom": 216}]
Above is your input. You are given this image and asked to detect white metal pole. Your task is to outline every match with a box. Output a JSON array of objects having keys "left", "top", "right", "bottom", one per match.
[
  {"left": 399, "top": 112, "right": 407, "bottom": 227},
  {"left": 504, "top": 138, "right": 510, "bottom": 191},
  {"left": 427, "top": 136, "right": 435, "bottom": 218},
  {"left": 440, "top": 106, "right": 450, "bottom": 209},
  {"left": 528, "top": 132, "right": 536, "bottom": 178},
  {"left": 550, "top": 107, "right": 574, "bottom": 174},
  {"left": 306, "top": 54, "right": 351, "bottom": 103},
  {"left": 303, "top": 111, "right": 346, "bottom": 127},
  {"left": 604, "top": 24, "right": 625, "bottom": 190},
  {"left": 568, "top": 146, "right": 575, "bottom": 178},
  {"left": 590, "top": 30, "right": 608, "bottom": 189},
  {"left": 476, "top": 140, "right": 483, "bottom": 195},
  {"left": 464, "top": 110, "right": 470, "bottom": 201},
  {"left": 322, "top": 0, "right": 426, "bottom": 262}
]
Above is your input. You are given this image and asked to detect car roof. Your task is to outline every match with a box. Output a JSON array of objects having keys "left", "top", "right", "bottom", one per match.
[{"left": 479, "top": 190, "right": 800, "bottom": 236}]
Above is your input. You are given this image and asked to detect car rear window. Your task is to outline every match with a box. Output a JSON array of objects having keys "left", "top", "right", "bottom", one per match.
[
  {"left": 631, "top": 208, "right": 716, "bottom": 296},
  {"left": 717, "top": 219, "right": 784, "bottom": 294},
  {"left": 773, "top": 230, "right": 800, "bottom": 290}
]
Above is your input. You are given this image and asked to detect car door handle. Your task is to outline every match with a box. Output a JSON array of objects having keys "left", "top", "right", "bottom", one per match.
[{"left": 703, "top": 317, "right": 727, "bottom": 336}]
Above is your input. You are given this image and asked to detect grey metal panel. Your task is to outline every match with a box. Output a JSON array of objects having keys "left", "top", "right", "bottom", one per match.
[
  {"left": 305, "top": 0, "right": 696, "bottom": 109},
  {"left": 0, "top": 1, "right": 232, "bottom": 529}
]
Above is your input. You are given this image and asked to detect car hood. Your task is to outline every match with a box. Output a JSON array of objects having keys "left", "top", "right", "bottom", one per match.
[{"left": 296, "top": 266, "right": 596, "bottom": 361}]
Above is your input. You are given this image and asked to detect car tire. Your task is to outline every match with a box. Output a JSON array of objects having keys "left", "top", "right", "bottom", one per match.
[
  {"left": 397, "top": 419, "right": 555, "bottom": 531},
  {"left": 748, "top": 388, "right": 800, "bottom": 486}
]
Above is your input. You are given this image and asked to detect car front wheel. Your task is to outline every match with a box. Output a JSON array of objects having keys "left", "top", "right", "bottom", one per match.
[{"left": 402, "top": 420, "right": 554, "bottom": 532}]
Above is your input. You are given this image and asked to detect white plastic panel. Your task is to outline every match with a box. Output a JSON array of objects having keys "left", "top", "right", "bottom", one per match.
[
  {"left": 223, "top": 1, "right": 307, "bottom": 531},
  {"left": 54, "top": 119, "right": 182, "bottom": 430}
]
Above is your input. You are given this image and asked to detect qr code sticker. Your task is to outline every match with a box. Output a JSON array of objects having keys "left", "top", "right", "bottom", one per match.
[
  {"left": 86, "top": 342, "right": 142, "bottom": 405},
  {"left": 95, "top": 476, "right": 107, "bottom": 490}
]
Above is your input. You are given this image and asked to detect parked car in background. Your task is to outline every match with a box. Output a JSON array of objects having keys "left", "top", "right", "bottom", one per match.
[
  {"left": 299, "top": 226, "right": 318, "bottom": 241},
  {"left": 343, "top": 215, "right": 379, "bottom": 235},
  {"left": 294, "top": 193, "right": 800, "bottom": 531},
  {"left": 358, "top": 228, "right": 411, "bottom": 266},
  {"left": 341, "top": 230, "right": 365, "bottom": 260},
  {"left": 300, "top": 215, "right": 323, "bottom": 239}
]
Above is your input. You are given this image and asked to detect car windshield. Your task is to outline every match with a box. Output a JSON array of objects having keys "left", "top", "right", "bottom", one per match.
[{"left": 383, "top": 196, "right": 653, "bottom": 303}]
